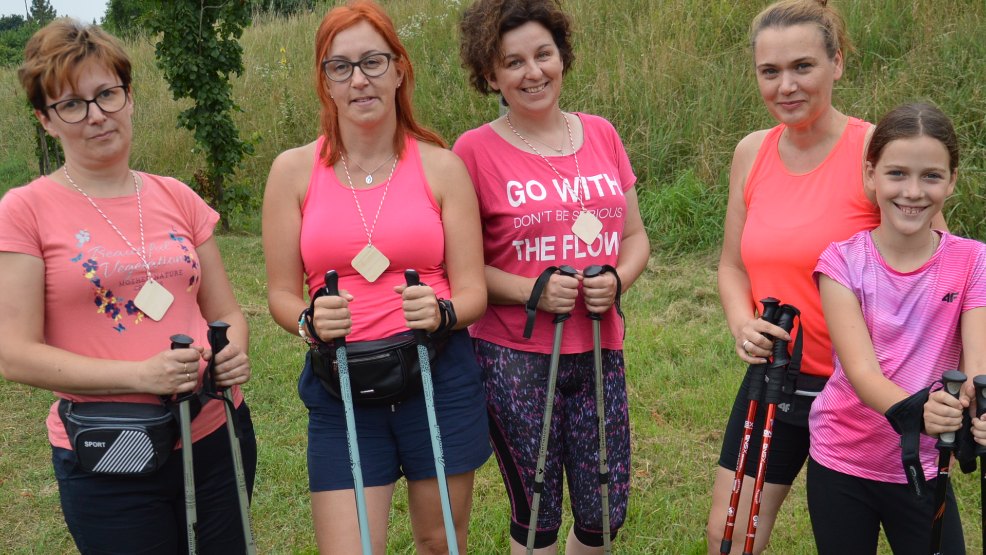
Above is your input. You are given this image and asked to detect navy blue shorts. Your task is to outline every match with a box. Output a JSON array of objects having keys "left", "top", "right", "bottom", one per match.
[
  {"left": 717, "top": 369, "right": 811, "bottom": 485},
  {"left": 52, "top": 402, "right": 256, "bottom": 554},
  {"left": 299, "top": 330, "right": 492, "bottom": 491}
]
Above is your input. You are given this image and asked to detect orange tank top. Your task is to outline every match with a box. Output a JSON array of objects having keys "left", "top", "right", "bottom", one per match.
[{"left": 741, "top": 117, "right": 880, "bottom": 377}]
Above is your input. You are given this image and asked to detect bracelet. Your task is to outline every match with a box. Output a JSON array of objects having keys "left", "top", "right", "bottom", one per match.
[
  {"left": 298, "top": 308, "right": 316, "bottom": 346},
  {"left": 431, "top": 298, "right": 457, "bottom": 338}
]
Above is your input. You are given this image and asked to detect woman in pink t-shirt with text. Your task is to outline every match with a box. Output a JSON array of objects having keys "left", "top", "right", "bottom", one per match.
[{"left": 453, "top": 0, "right": 650, "bottom": 552}]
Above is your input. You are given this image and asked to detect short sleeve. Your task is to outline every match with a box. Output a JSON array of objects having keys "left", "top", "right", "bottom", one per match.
[
  {"left": 962, "top": 241, "right": 986, "bottom": 312},
  {"left": 0, "top": 186, "right": 43, "bottom": 257},
  {"left": 814, "top": 241, "right": 853, "bottom": 292},
  {"left": 155, "top": 175, "right": 219, "bottom": 247}
]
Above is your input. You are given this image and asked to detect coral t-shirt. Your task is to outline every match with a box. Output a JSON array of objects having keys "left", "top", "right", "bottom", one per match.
[
  {"left": 454, "top": 113, "right": 635, "bottom": 354},
  {"left": 0, "top": 173, "right": 239, "bottom": 449}
]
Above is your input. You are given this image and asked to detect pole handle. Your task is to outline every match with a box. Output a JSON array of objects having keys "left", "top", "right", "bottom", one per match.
[
  {"left": 323, "top": 271, "right": 345, "bottom": 349},
  {"left": 207, "top": 321, "right": 231, "bottom": 393},
  {"left": 170, "top": 334, "right": 194, "bottom": 351},
  {"left": 404, "top": 269, "right": 428, "bottom": 344},
  {"left": 583, "top": 265, "right": 605, "bottom": 322},
  {"left": 937, "top": 370, "right": 966, "bottom": 448},
  {"left": 552, "top": 265, "right": 578, "bottom": 324}
]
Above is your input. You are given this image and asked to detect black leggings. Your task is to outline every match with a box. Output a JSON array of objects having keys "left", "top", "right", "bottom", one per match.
[{"left": 806, "top": 457, "right": 965, "bottom": 554}]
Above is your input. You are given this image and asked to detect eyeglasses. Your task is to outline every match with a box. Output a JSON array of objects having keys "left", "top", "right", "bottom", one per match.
[
  {"left": 322, "top": 53, "right": 393, "bottom": 82},
  {"left": 47, "top": 85, "right": 129, "bottom": 124}
]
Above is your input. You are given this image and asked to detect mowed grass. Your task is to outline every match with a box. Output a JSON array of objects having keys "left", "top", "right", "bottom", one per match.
[{"left": 2, "top": 238, "right": 986, "bottom": 553}]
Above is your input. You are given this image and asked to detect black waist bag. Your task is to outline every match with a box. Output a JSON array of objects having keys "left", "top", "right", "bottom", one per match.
[
  {"left": 58, "top": 399, "right": 178, "bottom": 475},
  {"left": 311, "top": 331, "right": 444, "bottom": 406}
]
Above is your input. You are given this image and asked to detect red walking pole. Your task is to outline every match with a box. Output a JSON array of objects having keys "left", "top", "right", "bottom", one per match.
[
  {"left": 719, "top": 298, "right": 781, "bottom": 555},
  {"left": 742, "top": 304, "right": 799, "bottom": 555}
]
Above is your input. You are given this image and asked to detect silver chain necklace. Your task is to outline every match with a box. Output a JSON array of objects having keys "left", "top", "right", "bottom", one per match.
[
  {"left": 63, "top": 165, "right": 151, "bottom": 281},
  {"left": 340, "top": 153, "right": 400, "bottom": 247},
  {"left": 349, "top": 153, "right": 396, "bottom": 185},
  {"left": 505, "top": 111, "right": 587, "bottom": 213}
]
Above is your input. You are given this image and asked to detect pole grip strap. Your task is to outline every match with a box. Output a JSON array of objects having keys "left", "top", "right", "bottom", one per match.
[
  {"left": 598, "top": 264, "right": 625, "bottom": 338},
  {"left": 524, "top": 266, "right": 559, "bottom": 339}
]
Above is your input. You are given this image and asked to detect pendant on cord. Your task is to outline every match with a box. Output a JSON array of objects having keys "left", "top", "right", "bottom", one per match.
[
  {"left": 571, "top": 211, "right": 603, "bottom": 245},
  {"left": 133, "top": 277, "right": 174, "bottom": 321},
  {"left": 351, "top": 244, "right": 390, "bottom": 282}
]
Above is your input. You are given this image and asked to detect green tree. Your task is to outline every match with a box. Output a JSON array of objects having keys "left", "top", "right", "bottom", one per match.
[
  {"left": 148, "top": 1, "right": 254, "bottom": 230},
  {"left": 0, "top": 14, "right": 26, "bottom": 31},
  {"left": 28, "top": 0, "right": 57, "bottom": 25},
  {"left": 102, "top": 0, "right": 154, "bottom": 39}
]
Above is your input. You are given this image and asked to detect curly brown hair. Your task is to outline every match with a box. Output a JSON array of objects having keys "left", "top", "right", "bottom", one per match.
[{"left": 458, "top": 0, "right": 574, "bottom": 96}]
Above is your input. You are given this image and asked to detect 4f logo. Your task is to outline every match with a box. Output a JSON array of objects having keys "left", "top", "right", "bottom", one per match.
[{"left": 942, "top": 292, "right": 958, "bottom": 303}]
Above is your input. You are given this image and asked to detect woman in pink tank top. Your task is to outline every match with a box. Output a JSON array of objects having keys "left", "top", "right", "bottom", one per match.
[
  {"left": 706, "top": 2, "right": 943, "bottom": 554},
  {"left": 262, "top": 1, "right": 489, "bottom": 552}
]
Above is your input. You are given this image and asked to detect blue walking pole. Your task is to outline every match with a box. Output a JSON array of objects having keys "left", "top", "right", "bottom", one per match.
[
  {"left": 404, "top": 269, "right": 458, "bottom": 554},
  {"left": 323, "top": 270, "right": 373, "bottom": 554}
]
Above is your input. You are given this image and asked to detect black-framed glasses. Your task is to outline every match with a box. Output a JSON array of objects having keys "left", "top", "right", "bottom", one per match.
[
  {"left": 322, "top": 53, "right": 394, "bottom": 82},
  {"left": 47, "top": 85, "right": 128, "bottom": 124}
]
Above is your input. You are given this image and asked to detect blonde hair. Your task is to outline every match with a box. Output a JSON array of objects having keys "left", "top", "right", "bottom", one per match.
[{"left": 750, "top": 0, "right": 851, "bottom": 60}]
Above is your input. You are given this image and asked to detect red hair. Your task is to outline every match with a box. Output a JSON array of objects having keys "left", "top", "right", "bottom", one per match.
[{"left": 314, "top": 0, "right": 446, "bottom": 166}]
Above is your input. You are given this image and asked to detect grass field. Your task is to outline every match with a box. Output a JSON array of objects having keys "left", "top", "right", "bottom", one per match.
[{"left": 1, "top": 0, "right": 986, "bottom": 552}]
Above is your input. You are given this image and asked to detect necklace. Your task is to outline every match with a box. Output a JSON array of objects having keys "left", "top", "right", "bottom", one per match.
[
  {"left": 349, "top": 153, "right": 396, "bottom": 185},
  {"left": 505, "top": 112, "right": 602, "bottom": 244},
  {"left": 340, "top": 153, "right": 400, "bottom": 282},
  {"left": 63, "top": 165, "right": 174, "bottom": 320}
]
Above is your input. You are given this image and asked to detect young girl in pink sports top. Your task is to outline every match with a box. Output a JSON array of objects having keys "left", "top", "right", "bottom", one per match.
[{"left": 808, "top": 102, "right": 986, "bottom": 554}]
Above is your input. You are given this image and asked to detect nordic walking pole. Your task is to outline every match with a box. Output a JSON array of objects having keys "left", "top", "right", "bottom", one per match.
[
  {"left": 974, "top": 375, "right": 986, "bottom": 553},
  {"left": 526, "top": 265, "right": 578, "bottom": 555},
  {"left": 404, "top": 270, "right": 459, "bottom": 555},
  {"left": 170, "top": 333, "right": 198, "bottom": 554},
  {"left": 583, "top": 265, "right": 613, "bottom": 554},
  {"left": 931, "top": 370, "right": 966, "bottom": 555},
  {"left": 720, "top": 297, "right": 781, "bottom": 555},
  {"left": 742, "top": 304, "right": 798, "bottom": 555},
  {"left": 206, "top": 321, "right": 257, "bottom": 554},
  {"left": 323, "top": 270, "right": 373, "bottom": 555}
]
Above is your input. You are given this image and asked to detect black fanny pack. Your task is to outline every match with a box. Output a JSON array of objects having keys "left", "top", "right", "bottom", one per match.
[
  {"left": 58, "top": 399, "right": 178, "bottom": 475},
  {"left": 310, "top": 331, "right": 444, "bottom": 406}
]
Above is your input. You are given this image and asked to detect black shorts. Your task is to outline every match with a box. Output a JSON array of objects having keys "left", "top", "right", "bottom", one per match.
[
  {"left": 716, "top": 369, "right": 823, "bottom": 485},
  {"left": 807, "top": 457, "right": 964, "bottom": 554}
]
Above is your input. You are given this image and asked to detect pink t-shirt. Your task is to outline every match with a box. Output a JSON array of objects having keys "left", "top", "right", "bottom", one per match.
[
  {"left": 453, "top": 113, "right": 635, "bottom": 354},
  {"left": 0, "top": 173, "right": 240, "bottom": 449},
  {"left": 810, "top": 231, "right": 986, "bottom": 483},
  {"left": 742, "top": 118, "right": 880, "bottom": 377},
  {"left": 300, "top": 136, "right": 450, "bottom": 341}
]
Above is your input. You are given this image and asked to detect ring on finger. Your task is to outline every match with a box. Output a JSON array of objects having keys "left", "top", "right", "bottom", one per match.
[{"left": 742, "top": 339, "right": 752, "bottom": 352}]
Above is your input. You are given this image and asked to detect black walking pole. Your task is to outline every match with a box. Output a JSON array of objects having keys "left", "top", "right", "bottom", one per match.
[
  {"left": 526, "top": 265, "right": 578, "bottom": 555},
  {"left": 931, "top": 370, "right": 966, "bottom": 555},
  {"left": 170, "top": 333, "right": 198, "bottom": 555},
  {"left": 719, "top": 297, "right": 781, "bottom": 555},
  {"left": 206, "top": 321, "right": 256, "bottom": 554},
  {"left": 583, "top": 265, "right": 614, "bottom": 554},
  {"left": 742, "top": 304, "right": 798, "bottom": 555},
  {"left": 975, "top": 375, "right": 986, "bottom": 553}
]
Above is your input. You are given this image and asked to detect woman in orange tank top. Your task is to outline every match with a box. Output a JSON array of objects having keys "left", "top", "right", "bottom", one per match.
[{"left": 706, "top": 2, "right": 946, "bottom": 554}]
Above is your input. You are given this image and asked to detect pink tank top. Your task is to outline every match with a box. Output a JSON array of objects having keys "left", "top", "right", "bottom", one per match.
[
  {"left": 741, "top": 118, "right": 880, "bottom": 377},
  {"left": 300, "top": 137, "right": 450, "bottom": 341}
]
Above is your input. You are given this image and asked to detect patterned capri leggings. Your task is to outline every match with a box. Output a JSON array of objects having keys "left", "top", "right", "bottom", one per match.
[{"left": 475, "top": 339, "right": 631, "bottom": 549}]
